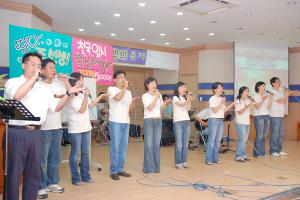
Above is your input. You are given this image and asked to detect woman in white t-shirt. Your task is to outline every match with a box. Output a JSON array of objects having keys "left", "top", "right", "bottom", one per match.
[
  {"left": 172, "top": 81, "right": 194, "bottom": 169},
  {"left": 234, "top": 86, "right": 254, "bottom": 162},
  {"left": 142, "top": 77, "right": 169, "bottom": 173},
  {"left": 252, "top": 81, "right": 272, "bottom": 158},
  {"left": 67, "top": 72, "right": 108, "bottom": 185},
  {"left": 206, "top": 82, "right": 235, "bottom": 165}
]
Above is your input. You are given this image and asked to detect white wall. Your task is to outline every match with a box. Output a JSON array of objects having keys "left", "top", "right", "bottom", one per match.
[
  {"left": 145, "top": 50, "right": 179, "bottom": 70},
  {"left": 198, "top": 49, "right": 234, "bottom": 83},
  {"left": 0, "top": 9, "right": 51, "bottom": 67},
  {"left": 153, "top": 69, "right": 178, "bottom": 84}
]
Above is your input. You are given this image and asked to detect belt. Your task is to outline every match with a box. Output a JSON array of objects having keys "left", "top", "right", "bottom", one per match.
[{"left": 8, "top": 125, "right": 41, "bottom": 130}]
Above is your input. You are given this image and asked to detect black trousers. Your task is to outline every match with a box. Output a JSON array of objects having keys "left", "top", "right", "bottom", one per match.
[{"left": 2, "top": 127, "right": 41, "bottom": 200}]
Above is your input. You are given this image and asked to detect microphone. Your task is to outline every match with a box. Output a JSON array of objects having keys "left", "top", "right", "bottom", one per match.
[
  {"left": 266, "top": 90, "right": 274, "bottom": 95},
  {"left": 220, "top": 92, "right": 226, "bottom": 97},
  {"left": 39, "top": 72, "right": 47, "bottom": 80},
  {"left": 248, "top": 96, "right": 256, "bottom": 103}
]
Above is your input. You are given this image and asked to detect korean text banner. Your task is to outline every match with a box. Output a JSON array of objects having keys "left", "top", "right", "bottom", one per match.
[
  {"left": 113, "top": 46, "right": 147, "bottom": 65},
  {"left": 72, "top": 38, "right": 114, "bottom": 85},
  {"left": 9, "top": 25, "right": 72, "bottom": 78}
]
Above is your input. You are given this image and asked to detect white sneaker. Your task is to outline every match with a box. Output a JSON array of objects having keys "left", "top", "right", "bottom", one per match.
[
  {"left": 37, "top": 189, "right": 48, "bottom": 199},
  {"left": 279, "top": 151, "right": 288, "bottom": 156},
  {"left": 183, "top": 162, "right": 189, "bottom": 168},
  {"left": 271, "top": 152, "right": 281, "bottom": 157},
  {"left": 175, "top": 164, "right": 184, "bottom": 169},
  {"left": 46, "top": 184, "right": 65, "bottom": 193}
]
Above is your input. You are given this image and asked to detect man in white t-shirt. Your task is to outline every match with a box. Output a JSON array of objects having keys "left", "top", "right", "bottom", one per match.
[
  {"left": 4, "top": 52, "right": 80, "bottom": 200},
  {"left": 107, "top": 70, "right": 137, "bottom": 180},
  {"left": 269, "top": 77, "right": 290, "bottom": 157},
  {"left": 37, "top": 59, "right": 70, "bottom": 199}
]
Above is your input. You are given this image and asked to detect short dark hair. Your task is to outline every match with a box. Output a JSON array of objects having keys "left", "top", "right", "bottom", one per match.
[
  {"left": 270, "top": 77, "right": 279, "bottom": 88},
  {"left": 162, "top": 94, "right": 170, "bottom": 101},
  {"left": 144, "top": 77, "right": 157, "bottom": 91},
  {"left": 22, "top": 52, "right": 42, "bottom": 64},
  {"left": 255, "top": 81, "right": 265, "bottom": 93},
  {"left": 41, "top": 58, "right": 55, "bottom": 69},
  {"left": 212, "top": 82, "right": 223, "bottom": 93},
  {"left": 174, "top": 81, "right": 186, "bottom": 99},
  {"left": 113, "top": 70, "right": 126, "bottom": 79},
  {"left": 237, "top": 86, "right": 249, "bottom": 101},
  {"left": 69, "top": 72, "right": 83, "bottom": 87}
]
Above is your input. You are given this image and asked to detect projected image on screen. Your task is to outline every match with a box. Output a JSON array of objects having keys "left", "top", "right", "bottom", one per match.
[{"left": 234, "top": 42, "right": 289, "bottom": 113}]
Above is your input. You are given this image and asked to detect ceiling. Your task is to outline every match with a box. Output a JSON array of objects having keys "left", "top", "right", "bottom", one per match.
[{"left": 16, "top": 0, "right": 300, "bottom": 48}]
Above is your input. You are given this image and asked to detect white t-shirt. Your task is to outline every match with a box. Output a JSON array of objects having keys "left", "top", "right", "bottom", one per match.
[
  {"left": 209, "top": 95, "right": 225, "bottom": 118},
  {"left": 41, "top": 79, "right": 66, "bottom": 130},
  {"left": 142, "top": 93, "right": 163, "bottom": 119},
  {"left": 67, "top": 93, "right": 92, "bottom": 133},
  {"left": 108, "top": 86, "right": 132, "bottom": 123},
  {"left": 269, "top": 88, "right": 285, "bottom": 117},
  {"left": 235, "top": 98, "right": 251, "bottom": 125},
  {"left": 172, "top": 96, "right": 190, "bottom": 123},
  {"left": 4, "top": 75, "right": 58, "bottom": 126},
  {"left": 253, "top": 94, "right": 269, "bottom": 116},
  {"left": 196, "top": 108, "right": 210, "bottom": 120}
]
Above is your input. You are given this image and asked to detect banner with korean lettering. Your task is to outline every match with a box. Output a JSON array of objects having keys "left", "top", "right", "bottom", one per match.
[
  {"left": 72, "top": 38, "right": 114, "bottom": 85},
  {"left": 113, "top": 46, "right": 147, "bottom": 65},
  {"left": 9, "top": 25, "right": 72, "bottom": 78}
]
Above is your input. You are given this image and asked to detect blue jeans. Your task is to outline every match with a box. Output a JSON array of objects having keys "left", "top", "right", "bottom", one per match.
[
  {"left": 69, "top": 131, "right": 91, "bottom": 184},
  {"left": 109, "top": 121, "right": 130, "bottom": 175},
  {"left": 235, "top": 124, "right": 250, "bottom": 160},
  {"left": 253, "top": 115, "right": 270, "bottom": 157},
  {"left": 40, "top": 129, "right": 62, "bottom": 189},
  {"left": 269, "top": 117, "right": 284, "bottom": 154},
  {"left": 206, "top": 119, "right": 224, "bottom": 163},
  {"left": 143, "top": 118, "right": 162, "bottom": 173},
  {"left": 173, "top": 120, "right": 190, "bottom": 165}
]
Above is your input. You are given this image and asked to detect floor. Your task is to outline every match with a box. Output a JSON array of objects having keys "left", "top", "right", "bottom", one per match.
[{"left": 3, "top": 138, "right": 300, "bottom": 200}]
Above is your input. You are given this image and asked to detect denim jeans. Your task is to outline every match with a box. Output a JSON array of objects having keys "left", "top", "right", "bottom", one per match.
[
  {"left": 143, "top": 118, "right": 162, "bottom": 173},
  {"left": 269, "top": 117, "right": 285, "bottom": 154},
  {"left": 109, "top": 121, "right": 130, "bottom": 175},
  {"left": 253, "top": 115, "right": 270, "bottom": 157},
  {"left": 235, "top": 124, "right": 250, "bottom": 160},
  {"left": 40, "top": 129, "right": 62, "bottom": 189},
  {"left": 69, "top": 131, "right": 91, "bottom": 184},
  {"left": 205, "top": 119, "right": 224, "bottom": 163},
  {"left": 173, "top": 120, "right": 190, "bottom": 165}
]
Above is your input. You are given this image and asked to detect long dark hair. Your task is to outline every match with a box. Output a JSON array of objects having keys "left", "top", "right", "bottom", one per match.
[
  {"left": 174, "top": 81, "right": 186, "bottom": 100},
  {"left": 237, "top": 86, "right": 249, "bottom": 102}
]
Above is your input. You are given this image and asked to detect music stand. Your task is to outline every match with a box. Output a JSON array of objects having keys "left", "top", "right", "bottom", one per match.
[
  {"left": 222, "top": 111, "right": 236, "bottom": 154},
  {"left": 0, "top": 99, "right": 40, "bottom": 200}
]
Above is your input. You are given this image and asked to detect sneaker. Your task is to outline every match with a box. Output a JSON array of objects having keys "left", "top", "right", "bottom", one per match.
[
  {"left": 279, "top": 151, "right": 288, "bottom": 156},
  {"left": 213, "top": 161, "right": 222, "bottom": 164},
  {"left": 183, "top": 162, "right": 189, "bottom": 168},
  {"left": 84, "top": 179, "right": 95, "bottom": 183},
  {"left": 37, "top": 189, "right": 48, "bottom": 199},
  {"left": 271, "top": 152, "right": 281, "bottom": 157},
  {"left": 46, "top": 184, "right": 64, "bottom": 193},
  {"left": 72, "top": 181, "right": 84, "bottom": 186},
  {"left": 175, "top": 164, "right": 184, "bottom": 169},
  {"left": 236, "top": 158, "right": 245, "bottom": 162},
  {"left": 205, "top": 161, "right": 213, "bottom": 165},
  {"left": 118, "top": 171, "right": 131, "bottom": 177},
  {"left": 244, "top": 157, "right": 251, "bottom": 161},
  {"left": 111, "top": 174, "right": 120, "bottom": 180}
]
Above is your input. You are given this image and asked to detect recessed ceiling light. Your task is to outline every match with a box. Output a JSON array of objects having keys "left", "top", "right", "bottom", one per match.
[
  {"left": 259, "top": 32, "right": 265, "bottom": 36},
  {"left": 94, "top": 21, "right": 101, "bottom": 25},
  {"left": 138, "top": 2, "right": 146, "bottom": 7},
  {"left": 128, "top": 27, "right": 134, "bottom": 31},
  {"left": 183, "top": 27, "right": 189, "bottom": 31},
  {"left": 114, "top": 13, "right": 120, "bottom": 17},
  {"left": 150, "top": 20, "right": 156, "bottom": 24},
  {"left": 287, "top": 1, "right": 297, "bottom": 5},
  {"left": 244, "top": 10, "right": 252, "bottom": 16},
  {"left": 210, "top": 20, "right": 218, "bottom": 24},
  {"left": 236, "top": 26, "right": 243, "bottom": 30},
  {"left": 140, "top": 38, "right": 146, "bottom": 41},
  {"left": 185, "top": 38, "right": 191, "bottom": 41},
  {"left": 208, "top": 32, "right": 215, "bottom": 36},
  {"left": 160, "top": 33, "right": 166, "bottom": 36},
  {"left": 177, "top": 12, "right": 183, "bottom": 16},
  {"left": 110, "top": 33, "right": 116, "bottom": 37},
  {"left": 164, "top": 42, "right": 170, "bottom": 45},
  {"left": 78, "top": 28, "right": 84, "bottom": 32}
]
